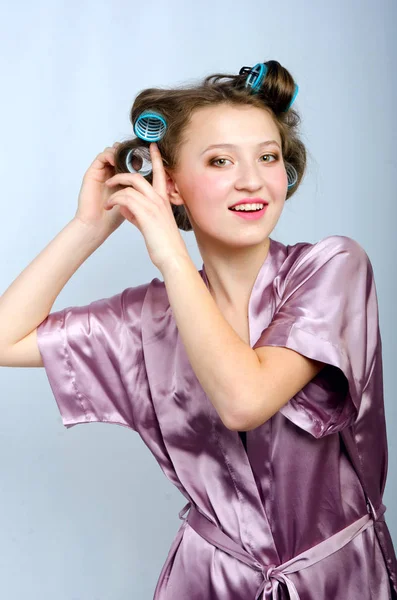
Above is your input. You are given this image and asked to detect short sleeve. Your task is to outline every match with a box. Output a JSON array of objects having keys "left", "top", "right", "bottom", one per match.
[
  {"left": 37, "top": 283, "right": 149, "bottom": 430},
  {"left": 253, "top": 235, "right": 380, "bottom": 438}
]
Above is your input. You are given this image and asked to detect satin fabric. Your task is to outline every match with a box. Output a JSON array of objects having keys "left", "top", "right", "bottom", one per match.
[
  {"left": 182, "top": 502, "right": 385, "bottom": 599},
  {"left": 37, "top": 235, "right": 396, "bottom": 599}
]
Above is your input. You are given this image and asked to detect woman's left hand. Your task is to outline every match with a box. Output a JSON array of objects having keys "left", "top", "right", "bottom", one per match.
[{"left": 104, "top": 142, "right": 190, "bottom": 272}]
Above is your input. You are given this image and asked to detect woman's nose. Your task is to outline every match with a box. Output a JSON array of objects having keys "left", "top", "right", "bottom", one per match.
[{"left": 234, "top": 165, "right": 264, "bottom": 190}]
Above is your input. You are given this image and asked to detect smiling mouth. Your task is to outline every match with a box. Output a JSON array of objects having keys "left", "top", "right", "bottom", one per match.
[
  {"left": 228, "top": 207, "right": 264, "bottom": 212},
  {"left": 228, "top": 205, "right": 268, "bottom": 219}
]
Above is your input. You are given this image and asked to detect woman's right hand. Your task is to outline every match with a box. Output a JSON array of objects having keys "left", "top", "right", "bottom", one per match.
[{"left": 74, "top": 142, "right": 127, "bottom": 237}]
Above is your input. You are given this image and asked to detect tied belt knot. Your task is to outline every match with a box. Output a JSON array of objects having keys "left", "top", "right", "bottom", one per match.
[
  {"left": 257, "top": 563, "right": 300, "bottom": 600},
  {"left": 179, "top": 499, "right": 386, "bottom": 600}
]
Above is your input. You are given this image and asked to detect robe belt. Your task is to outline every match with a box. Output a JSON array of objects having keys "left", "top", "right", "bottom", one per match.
[{"left": 178, "top": 500, "right": 387, "bottom": 600}]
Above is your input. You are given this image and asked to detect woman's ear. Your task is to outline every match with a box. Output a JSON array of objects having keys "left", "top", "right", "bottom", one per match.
[{"left": 165, "top": 169, "right": 185, "bottom": 207}]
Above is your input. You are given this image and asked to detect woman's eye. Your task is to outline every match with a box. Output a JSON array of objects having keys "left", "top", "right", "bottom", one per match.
[
  {"left": 210, "top": 154, "right": 278, "bottom": 167},
  {"left": 260, "top": 154, "right": 278, "bottom": 163},
  {"left": 210, "top": 158, "right": 229, "bottom": 167}
]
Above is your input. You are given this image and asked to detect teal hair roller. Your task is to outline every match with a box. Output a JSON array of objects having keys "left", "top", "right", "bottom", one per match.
[
  {"left": 240, "top": 62, "right": 299, "bottom": 111},
  {"left": 133, "top": 110, "right": 167, "bottom": 142},
  {"left": 125, "top": 109, "right": 168, "bottom": 175}
]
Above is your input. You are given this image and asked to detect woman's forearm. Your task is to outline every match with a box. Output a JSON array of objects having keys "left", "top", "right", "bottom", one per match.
[
  {"left": 0, "top": 218, "right": 107, "bottom": 349},
  {"left": 161, "top": 255, "right": 260, "bottom": 430}
]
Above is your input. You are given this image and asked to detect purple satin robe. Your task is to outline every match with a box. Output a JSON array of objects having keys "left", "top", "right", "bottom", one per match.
[{"left": 37, "top": 235, "right": 397, "bottom": 599}]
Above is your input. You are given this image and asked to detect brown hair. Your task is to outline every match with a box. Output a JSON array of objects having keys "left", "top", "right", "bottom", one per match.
[{"left": 113, "top": 60, "right": 306, "bottom": 232}]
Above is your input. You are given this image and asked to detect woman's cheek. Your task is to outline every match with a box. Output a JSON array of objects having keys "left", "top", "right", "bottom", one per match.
[
  {"left": 200, "top": 172, "right": 230, "bottom": 200},
  {"left": 190, "top": 174, "right": 226, "bottom": 211}
]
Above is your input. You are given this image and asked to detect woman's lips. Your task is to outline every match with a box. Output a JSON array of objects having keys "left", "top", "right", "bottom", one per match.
[{"left": 228, "top": 206, "right": 268, "bottom": 220}]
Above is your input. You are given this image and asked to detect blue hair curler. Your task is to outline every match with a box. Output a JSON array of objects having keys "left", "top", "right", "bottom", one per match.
[
  {"left": 133, "top": 110, "right": 167, "bottom": 142},
  {"left": 286, "top": 84, "right": 299, "bottom": 111},
  {"left": 125, "top": 146, "right": 153, "bottom": 176},
  {"left": 242, "top": 62, "right": 299, "bottom": 111},
  {"left": 244, "top": 63, "right": 268, "bottom": 94},
  {"left": 286, "top": 163, "right": 298, "bottom": 189}
]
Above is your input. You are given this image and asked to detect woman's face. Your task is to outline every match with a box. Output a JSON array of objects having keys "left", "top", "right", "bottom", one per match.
[{"left": 168, "top": 104, "right": 289, "bottom": 249}]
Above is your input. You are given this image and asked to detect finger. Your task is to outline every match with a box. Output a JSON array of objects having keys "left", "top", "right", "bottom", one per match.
[
  {"left": 105, "top": 184, "right": 145, "bottom": 205},
  {"left": 97, "top": 146, "right": 117, "bottom": 162},
  {"left": 149, "top": 143, "right": 168, "bottom": 200},
  {"left": 104, "top": 151, "right": 115, "bottom": 166},
  {"left": 90, "top": 150, "right": 116, "bottom": 171},
  {"left": 105, "top": 189, "right": 144, "bottom": 213},
  {"left": 105, "top": 172, "right": 152, "bottom": 192},
  {"left": 106, "top": 195, "right": 140, "bottom": 229},
  {"left": 104, "top": 143, "right": 121, "bottom": 167},
  {"left": 99, "top": 143, "right": 120, "bottom": 163}
]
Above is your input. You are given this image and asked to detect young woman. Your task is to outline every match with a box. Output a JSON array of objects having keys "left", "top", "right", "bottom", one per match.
[{"left": 0, "top": 60, "right": 396, "bottom": 599}]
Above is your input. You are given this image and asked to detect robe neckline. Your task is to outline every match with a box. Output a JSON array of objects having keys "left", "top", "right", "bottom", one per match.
[{"left": 200, "top": 237, "right": 275, "bottom": 349}]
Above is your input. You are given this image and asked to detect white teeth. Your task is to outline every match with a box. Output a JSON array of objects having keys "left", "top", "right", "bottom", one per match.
[{"left": 230, "top": 203, "right": 265, "bottom": 211}]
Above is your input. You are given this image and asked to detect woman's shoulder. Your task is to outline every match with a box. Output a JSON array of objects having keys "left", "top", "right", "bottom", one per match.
[
  {"left": 272, "top": 234, "right": 371, "bottom": 294},
  {"left": 283, "top": 234, "right": 368, "bottom": 272},
  {"left": 285, "top": 234, "right": 365, "bottom": 259}
]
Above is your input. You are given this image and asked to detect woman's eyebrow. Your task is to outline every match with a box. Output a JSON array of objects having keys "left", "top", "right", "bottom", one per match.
[{"left": 201, "top": 140, "right": 281, "bottom": 155}]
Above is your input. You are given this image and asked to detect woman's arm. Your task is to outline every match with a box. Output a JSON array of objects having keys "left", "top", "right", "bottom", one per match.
[
  {"left": 161, "top": 255, "right": 263, "bottom": 430},
  {"left": 0, "top": 218, "right": 107, "bottom": 364},
  {"left": 161, "top": 255, "right": 324, "bottom": 432}
]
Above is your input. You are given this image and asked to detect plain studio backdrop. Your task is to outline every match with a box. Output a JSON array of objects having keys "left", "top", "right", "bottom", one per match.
[{"left": 0, "top": 1, "right": 395, "bottom": 598}]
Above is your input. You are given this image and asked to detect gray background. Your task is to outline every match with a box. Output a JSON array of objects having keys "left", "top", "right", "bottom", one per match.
[{"left": 0, "top": 0, "right": 395, "bottom": 598}]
